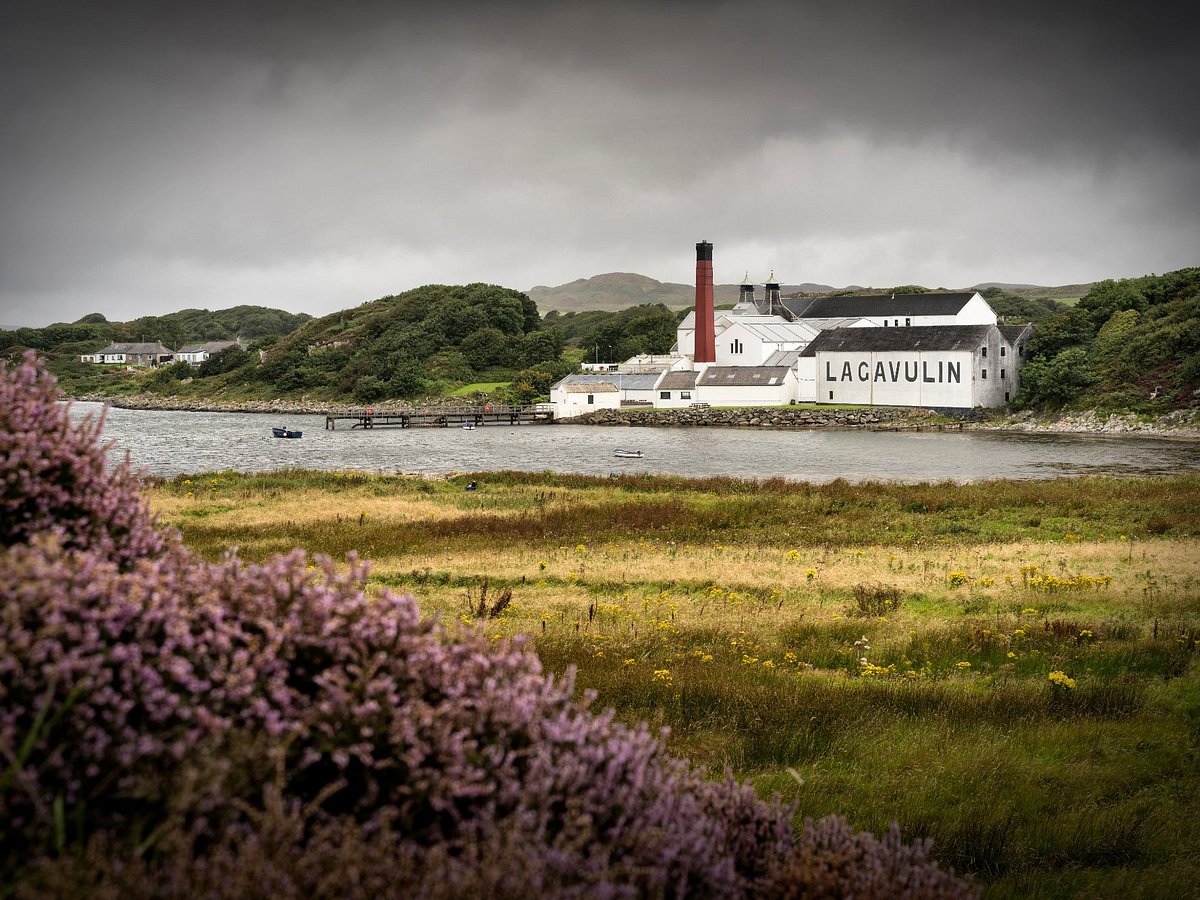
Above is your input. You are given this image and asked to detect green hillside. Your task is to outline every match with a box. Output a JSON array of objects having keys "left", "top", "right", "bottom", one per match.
[{"left": 1015, "top": 267, "right": 1200, "bottom": 412}]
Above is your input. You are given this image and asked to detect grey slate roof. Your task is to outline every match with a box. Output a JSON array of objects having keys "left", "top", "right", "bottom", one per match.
[
  {"left": 799, "top": 325, "right": 993, "bottom": 356},
  {"left": 563, "top": 383, "right": 617, "bottom": 393},
  {"left": 658, "top": 371, "right": 698, "bottom": 390},
  {"left": 999, "top": 324, "right": 1034, "bottom": 344},
  {"left": 763, "top": 349, "right": 803, "bottom": 367},
  {"left": 555, "top": 372, "right": 661, "bottom": 391},
  {"left": 782, "top": 292, "right": 977, "bottom": 319},
  {"left": 100, "top": 342, "right": 172, "bottom": 354},
  {"left": 697, "top": 366, "right": 792, "bottom": 387}
]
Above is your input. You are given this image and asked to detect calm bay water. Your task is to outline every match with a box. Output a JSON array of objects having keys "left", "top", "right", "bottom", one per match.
[{"left": 66, "top": 402, "right": 1200, "bottom": 483}]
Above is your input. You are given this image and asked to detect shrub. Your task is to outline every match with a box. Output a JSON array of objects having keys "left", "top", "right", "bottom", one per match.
[{"left": 0, "top": 352, "right": 165, "bottom": 569}]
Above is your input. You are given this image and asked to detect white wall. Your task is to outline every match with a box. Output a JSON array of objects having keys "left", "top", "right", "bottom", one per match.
[
  {"left": 816, "top": 350, "right": 980, "bottom": 407},
  {"left": 552, "top": 389, "right": 621, "bottom": 417}
]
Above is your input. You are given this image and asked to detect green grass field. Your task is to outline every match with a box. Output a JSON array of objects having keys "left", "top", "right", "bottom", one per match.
[
  {"left": 150, "top": 470, "right": 1200, "bottom": 898},
  {"left": 448, "top": 381, "right": 512, "bottom": 397}
]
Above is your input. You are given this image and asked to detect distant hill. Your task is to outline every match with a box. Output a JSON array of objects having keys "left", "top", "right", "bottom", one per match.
[
  {"left": 528, "top": 273, "right": 832, "bottom": 313},
  {"left": 530, "top": 272, "right": 1098, "bottom": 314}
]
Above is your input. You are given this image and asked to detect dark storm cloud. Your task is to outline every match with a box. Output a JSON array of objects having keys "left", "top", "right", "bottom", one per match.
[{"left": 2, "top": 0, "right": 1197, "bottom": 325}]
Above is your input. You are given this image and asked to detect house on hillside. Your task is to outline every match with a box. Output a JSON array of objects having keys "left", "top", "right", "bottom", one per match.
[
  {"left": 81, "top": 342, "right": 174, "bottom": 366},
  {"left": 176, "top": 340, "right": 240, "bottom": 366}
]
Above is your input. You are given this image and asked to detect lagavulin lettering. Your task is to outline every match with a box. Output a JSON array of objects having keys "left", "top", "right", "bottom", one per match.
[{"left": 826, "top": 358, "right": 960, "bottom": 383}]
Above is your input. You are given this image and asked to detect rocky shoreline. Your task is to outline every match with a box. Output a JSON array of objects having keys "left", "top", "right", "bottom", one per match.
[{"left": 67, "top": 392, "right": 1200, "bottom": 439}]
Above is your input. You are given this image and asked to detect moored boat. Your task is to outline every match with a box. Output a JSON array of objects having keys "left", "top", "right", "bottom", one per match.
[
  {"left": 613, "top": 448, "right": 643, "bottom": 459},
  {"left": 272, "top": 427, "right": 303, "bottom": 439}
]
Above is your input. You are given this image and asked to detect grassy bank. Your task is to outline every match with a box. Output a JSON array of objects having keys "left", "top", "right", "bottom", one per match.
[{"left": 149, "top": 471, "right": 1200, "bottom": 898}]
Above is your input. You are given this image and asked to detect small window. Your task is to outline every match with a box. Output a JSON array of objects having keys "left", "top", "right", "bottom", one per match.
[
  {"left": 982, "top": 369, "right": 987, "bottom": 380},
  {"left": 1005, "top": 391, "right": 1010, "bottom": 402},
  {"left": 981, "top": 346, "right": 987, "bottom": 358},
  {"left": 905, "top": 318, "right": 911, "bottom": 327},
  {"left": 883, "top": 320, "right": 888, "bottom": 327},
  {"left": 681, "top": 391, "right": 691, "bottom": 400},
  {"left": 659, "top": 391, "right": 671, "bottom": 400},
  {"left": 1000, "top": 369, "right": 1006, "bottom": 380},
  {"left": 894, "top": 319, "right": 900, "bottom": 327},
  {"left": 1018, "top": 344, "right": 1024, "bottom": 356},
  {"left": 1000, "top": 346, "right": 1006, "bottom": 357},
  {"left": 587, "top": 394, "right": 594, "bottom": 404},
  {"left": 829, "top": 391, "right": 834, "bottom": 400}
]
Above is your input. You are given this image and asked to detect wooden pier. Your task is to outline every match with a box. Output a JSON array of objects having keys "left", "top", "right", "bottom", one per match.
[{"left": 324, "top": 403, "right": 555, "bottom": 430}]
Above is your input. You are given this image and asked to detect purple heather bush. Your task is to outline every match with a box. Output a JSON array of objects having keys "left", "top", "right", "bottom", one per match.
[
  {"left": 0, "top": 352, "right": 165, "bottom": 568},
  {"left": 0, "top": 355, "right": 976, "bottom": 898}
]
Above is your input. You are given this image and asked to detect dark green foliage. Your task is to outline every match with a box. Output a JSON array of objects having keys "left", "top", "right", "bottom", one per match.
[
  {"left": 551, "top": 303, "right": 682, "bottom": 361},
  {"left": 1015, "top": 267, "right": 1200, "bottom": 411},
  {"left": 196, "top": 346, "right": 253, "bottom": 378},
  {"left": 979, "top": 288, "right": 1069, "bottom": 323},
  {"left": 250, "top": 284, "right": 546, "bottom": 400}
]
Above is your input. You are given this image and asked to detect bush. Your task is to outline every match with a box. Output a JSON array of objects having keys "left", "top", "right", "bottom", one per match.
[
  {"left": 0, "top": 352, "right": 165, "bottom": 568},
  {"left": 0, "top": 353, "right": 975, "bottom": 898}
]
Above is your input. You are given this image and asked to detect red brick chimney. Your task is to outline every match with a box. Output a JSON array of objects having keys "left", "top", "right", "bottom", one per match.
[{"left": 694, "top": 241, "right": 715, "bottom": 363}]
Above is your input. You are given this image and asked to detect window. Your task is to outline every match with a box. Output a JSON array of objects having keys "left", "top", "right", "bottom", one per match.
[
  {"left": 659, "top": 391, "right": 671, "bottom": 400},
  {"left": 729, "top": 339, "right": 744, "bottom": 354},
  {"left": 829, "top": 391, "right": 834, "bottom": 400},
  {"left": 1000, "top": 369, "right": 1006, "bottom": 379},
  {"left": 1018, "top": 344, "right": 1024, "bottom": 356},
  {"left": 587, "top": 394, "right": 594, "bottom": 404},
  {"left": 1000, "top": 346, "right": 1006, "bottom": 357},
  {"left": 894, "top": 319, "right": 900, "bottom": 327},
  {"left": 981, "top": 346, "right": 987, "bottom": 357},
  {"left": 982, "top": 369, "right": 987, "bottom": 379},
  {"left": 681, "top": 391, "right": 691, "bottom": 400},
  {"left": 1005, "top": 391, "right": 1010, "bottom": 402},
  {"left": 905, "top": 318, "right": 911, "bottom": 326}
]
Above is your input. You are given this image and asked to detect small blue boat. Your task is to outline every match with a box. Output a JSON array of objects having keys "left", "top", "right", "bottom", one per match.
[{"left": 272, "top": 427, "right": 303, "bottom": 439}]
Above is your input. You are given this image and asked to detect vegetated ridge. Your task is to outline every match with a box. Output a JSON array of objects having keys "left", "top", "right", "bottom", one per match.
[{"left": 8, "top": 266, "right": 1199, "bottom": 416}]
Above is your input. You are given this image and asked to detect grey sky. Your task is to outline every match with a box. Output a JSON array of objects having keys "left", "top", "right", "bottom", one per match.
[{"left": 3, "top": 0, "right": 1197, "bottom": 326}]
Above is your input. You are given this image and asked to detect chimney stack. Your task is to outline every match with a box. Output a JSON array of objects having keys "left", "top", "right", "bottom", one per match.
[{"left": 694, "top": 241, "right": 715, "bottom": 363}]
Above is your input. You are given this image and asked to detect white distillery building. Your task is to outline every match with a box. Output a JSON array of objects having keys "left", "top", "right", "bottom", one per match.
[
  {"left": 550, "top": 245, "right": 1034, "bottom": 414},
  {"left": 798, "top": 324, "right": 1034, "bottom": 408},
  {"left": 552, "top": 382, "right": 621, "bottom": 416}
]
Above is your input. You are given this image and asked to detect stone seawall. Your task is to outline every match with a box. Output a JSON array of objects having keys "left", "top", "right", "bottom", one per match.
[
  {"left": 71, "top": 393, "right": 333, "bottom": 415},
  {"left": 563, "top": 407, "right": 939, "bottom": 429}
]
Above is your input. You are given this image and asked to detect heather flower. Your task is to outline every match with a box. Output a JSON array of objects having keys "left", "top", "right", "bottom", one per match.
[{"left": 0, "top": 352, "right": 165, "bottom": 568}]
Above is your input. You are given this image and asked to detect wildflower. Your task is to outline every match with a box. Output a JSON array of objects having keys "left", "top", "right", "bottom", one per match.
[
  {"left": 652, "top": 669, "right": 672, "bottom": 684},
  {"left": 956, "top": 661, "right": 971, "bottom": 669},
  {"left": 947, "top": 571, "right": 970, "bottom": 587},
  {"left": 1048, "top": 670, "right": 1077, "bottom": 690},
  {"left": 786, "top": 549, "right": 801, "bottom": 561},
  {"left": 1022, "top": 608, "right": 1038, "bottom": 616},
  {"left": 1007, "top": 651, "right": 1017, "bottom": 659},
  {"left": 805, "top": 568, "right": 817, "bottom": 581},
  {"left": 623, "top": 658, "right": 636, "bottom": 666},
  {"left": 575, "top": 544, "right": 587, "bottom": 554},
  {"left": 538, "top": 561, "right": 547, "bottom": 571}
]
